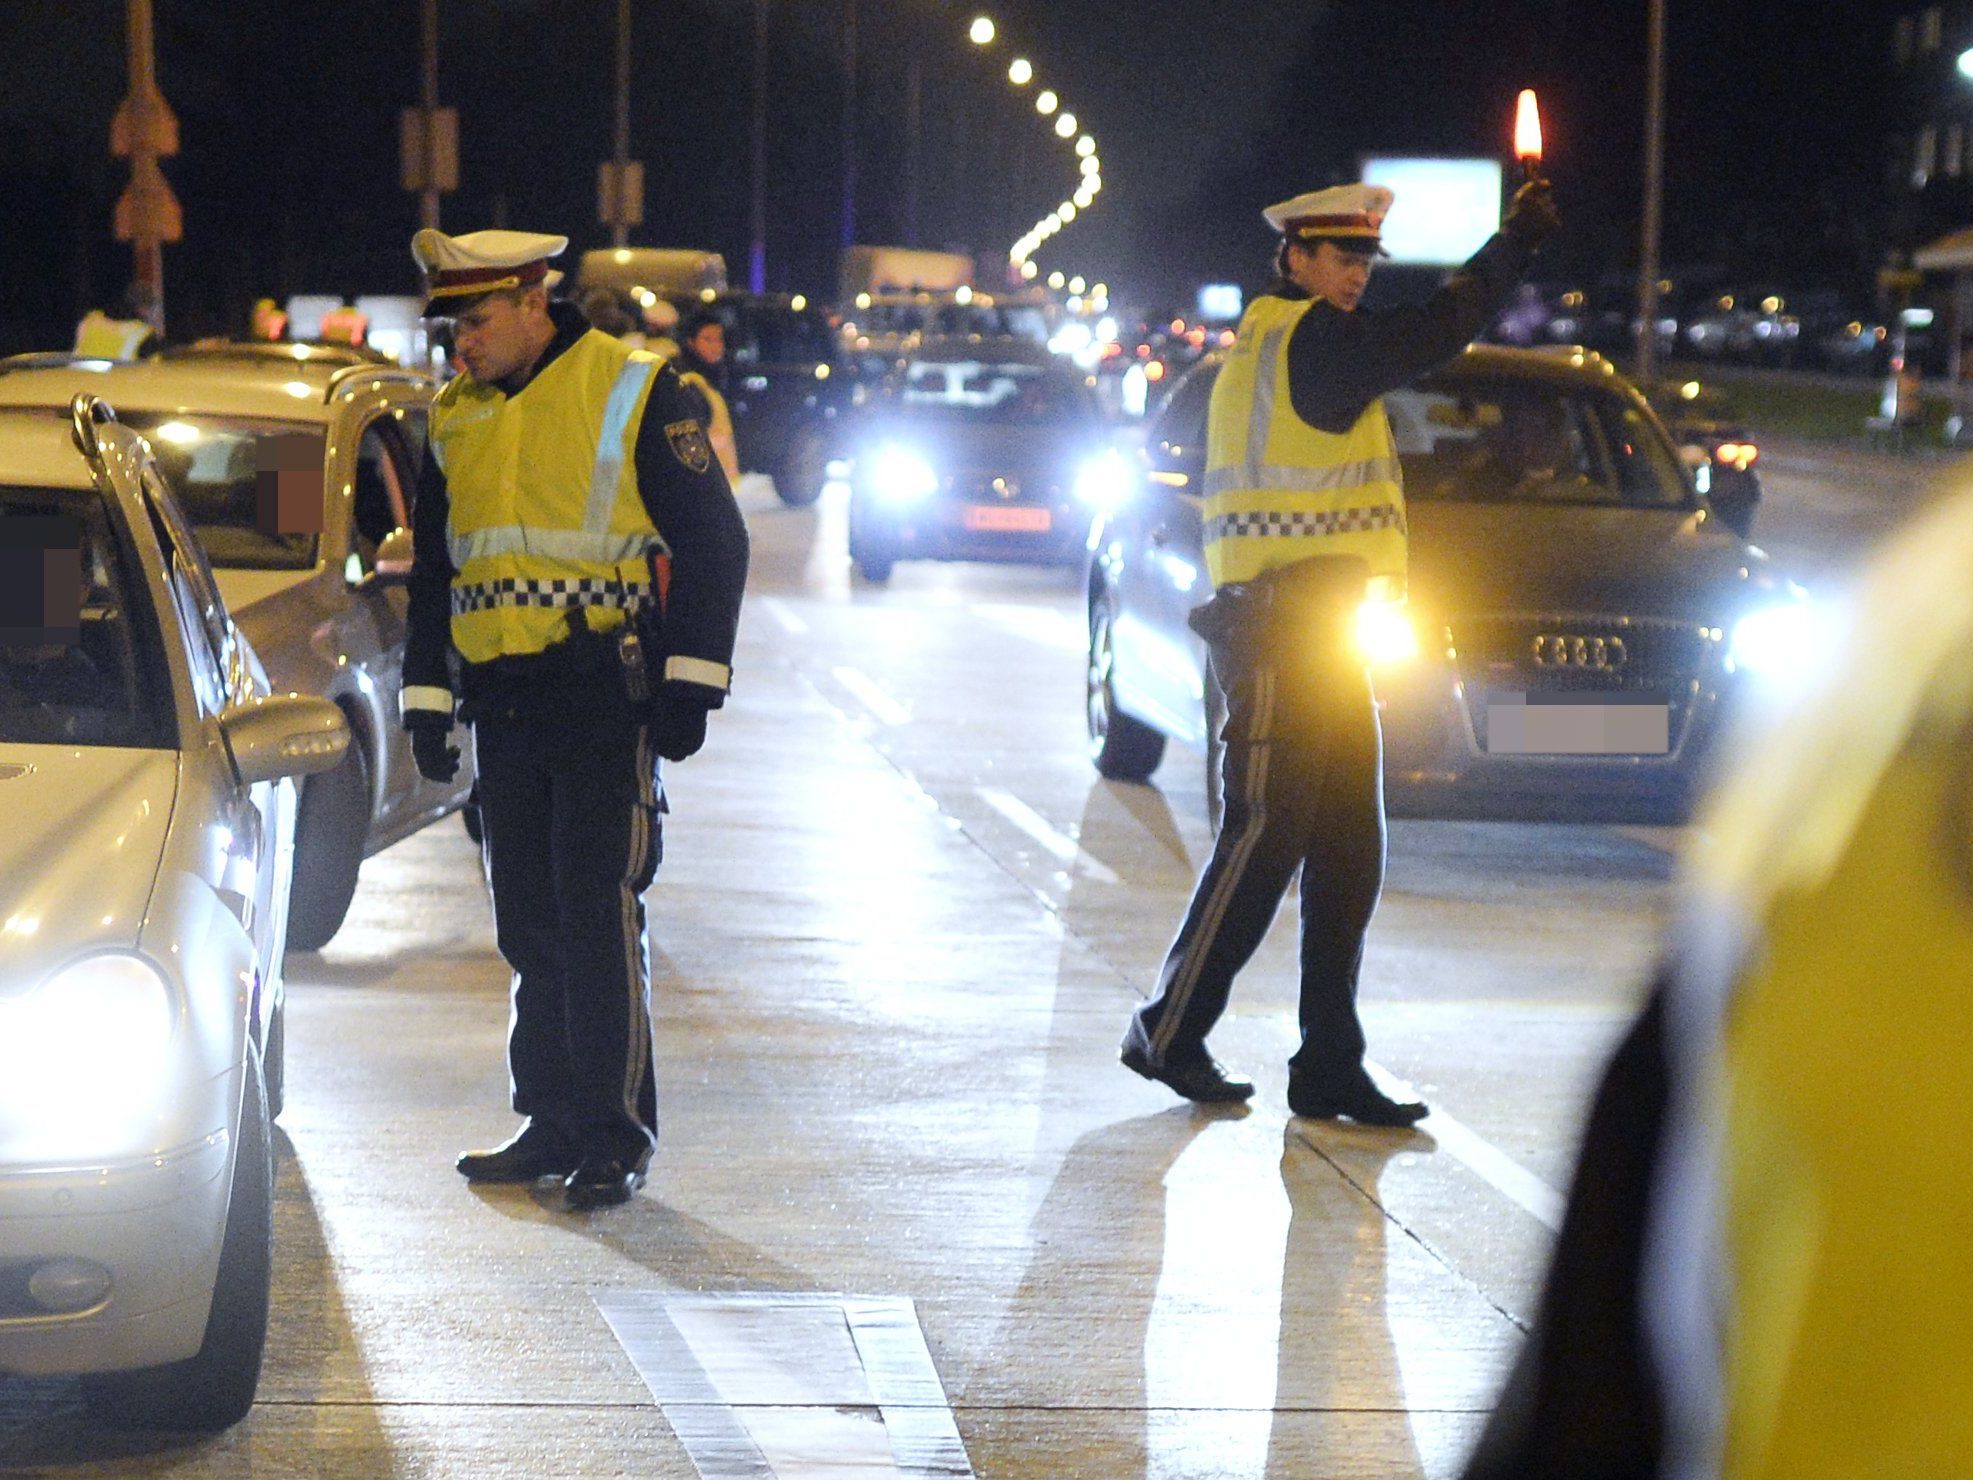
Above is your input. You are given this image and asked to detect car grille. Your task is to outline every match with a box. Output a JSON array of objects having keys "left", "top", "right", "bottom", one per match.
[
  {"left": 952, "top": 469, "right": 1062, "bottom": 505},
  {"left": 1446, "top": 612, "right": 1717, "bottom": 754}
]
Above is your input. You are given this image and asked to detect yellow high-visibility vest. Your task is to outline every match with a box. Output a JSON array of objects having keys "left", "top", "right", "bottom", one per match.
[
  {"left": 431, "top": 328, "right": 669, "bottom": 664},
  {"left": 1202, "top": 294, "right": 1406, "bottom": 588},
  {"left": 73, "top": 311, "right": 152, "bottom": 359}
]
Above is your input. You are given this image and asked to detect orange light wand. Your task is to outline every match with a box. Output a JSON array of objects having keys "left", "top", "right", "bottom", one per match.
[{"left": 1515, "top": 88, "right": 1544, "bottom": 182}]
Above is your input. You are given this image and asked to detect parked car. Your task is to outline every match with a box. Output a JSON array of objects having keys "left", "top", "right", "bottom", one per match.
[
  {"left": 846, "top": 336, "right": 1120, "bottom": 582},
  {"left": 1086, "top": 346, "right": 1817, "bottom": 822},
  {"left": 0, "top": 395, "right": 347, "bottom": 1427},
  {"left": 0, "top": 342, "right": 471, "bottom": 949},
  {"left": 1642, "top": 375, "right": 1762, "bottom": 538}
]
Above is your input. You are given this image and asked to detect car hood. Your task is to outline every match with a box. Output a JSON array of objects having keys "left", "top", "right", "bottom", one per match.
[
  {"left": 1408, "top": 502, "right": 1782, "bottom": 621},
  {"left": 0, "top": 748, "right": 176, "bottom": 995}
]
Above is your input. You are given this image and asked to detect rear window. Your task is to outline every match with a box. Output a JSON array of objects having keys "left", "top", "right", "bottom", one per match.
[
  {"left": 891, "top": 361, "right": 1095, "bottom": 426},
  {"left": 728, "top": 307, "right": 837, "bottom": 367},
  {"left": 119, "top": 413, "right": 325, "bottom": 570},
  {"left": 1388, "top": 377, "right": 1691, "bottom": 510},
  {"left": 0, "top": 487, "right": 174, "bottom": 748}
]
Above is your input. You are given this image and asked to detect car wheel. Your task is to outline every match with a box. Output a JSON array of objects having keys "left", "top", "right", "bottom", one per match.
[
  {"left": 774, "top": 425, "right": 828, "bottom": 507},
  {"left": 854, "top": 549, "right": 895, "bottom": 583},
  {"left": 263, "top": 995, "right": 286, "bottom": 1122},
  {"left": 286, "top": 736, "right": 369, "bottom": 952},
  {"left": 89, "top": 1044, "right": 273, "bottom": 1431},
  {"left": 1087, "top": 600, "right": 1166, "bottom": 780}
]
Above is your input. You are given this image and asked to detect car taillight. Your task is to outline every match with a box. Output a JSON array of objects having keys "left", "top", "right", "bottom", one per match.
[{"left": 1715, "top": 441, "right": 1759, "bottom": 471}]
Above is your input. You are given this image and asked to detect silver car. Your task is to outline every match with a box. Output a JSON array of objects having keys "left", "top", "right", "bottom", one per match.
[
  {"left": 0, "top": 396, "right": 346, "bottom": 1427},
  {"left": 0, "top": 343, "right": 470, "bottom": 947}
]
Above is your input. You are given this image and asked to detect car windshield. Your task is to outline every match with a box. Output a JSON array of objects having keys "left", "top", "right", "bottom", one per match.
[
  {"left": 118, "top": 413, "right": 325, "bottom": 570},
  {"left": 1387, "top": 377, "right": 1691, "bottom": 509},
  {"left": 893, "top": 361, "right": 1093, "bottom": 426},
  {"left": 728, "top": 307, "right": 837, "bottom": 366},
  {"left": 0, "top": 486, "right": 173, "bottom": 748}
]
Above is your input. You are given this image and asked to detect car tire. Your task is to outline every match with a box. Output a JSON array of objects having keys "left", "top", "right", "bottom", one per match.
[
  {"left": 88, "top": 1045, "right": 273, "bottom": 1432},
  {"left": 854, "top": 550, "right": 895, "bottom": 583},
  {"left": 263, "top": 996, "right": 286, "bottom": 1123},
  {"left": 774, "top": 425, "right": 829, "bottom": 507},
  {"left": 286, "top": 736, "right": 369, "bottom": 952},
  {"left": 1087, "top": 600, "right": 1166, "bottom": 780}
]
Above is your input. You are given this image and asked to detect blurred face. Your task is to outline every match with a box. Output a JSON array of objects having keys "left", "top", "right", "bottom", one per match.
[
  {"left": 1290, "top": 241, "right": 1375, "bottom": 312},
  {"left": 687, "top": 323, "right": 726, "bottom": 364},
  {"left": 450, "top": 287, "right": 554, "bottom": 383}
]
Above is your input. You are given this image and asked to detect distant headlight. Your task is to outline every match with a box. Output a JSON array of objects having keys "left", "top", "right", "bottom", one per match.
[
  {"left": 1727, "top": 595, "right": 1817, "bottom": 677},
  {"left": 869, "top": 447, "right": 939, "bottom": 506},
  {"left": 0, "top": 953, "right": 176, "bottom": 1114},
  {"left": 1073, "top": 450, "right": 1132, "bottom": 512},
  {"left": 1353, "top": 595, "right": 1420, "bottom": 666}
]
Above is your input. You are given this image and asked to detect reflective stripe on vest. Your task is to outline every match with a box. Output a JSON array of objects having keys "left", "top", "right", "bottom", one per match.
[
  {"left": 1201, "top": 295, "right": 1406, "bottom": 588},
  {"left": 433, "top": 332, "right": 666, "bottom": 663}
]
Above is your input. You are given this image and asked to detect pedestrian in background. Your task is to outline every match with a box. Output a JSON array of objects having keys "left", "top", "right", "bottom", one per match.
[
  {"left": 1120, "top": 175, "right": 1558, "bottom": 1122},
  {"left": 400, "top": 228, "right": 749, "bottom": 1211},
  {"left": 672, "top": 306, "right": 741, "bottom": 485}
]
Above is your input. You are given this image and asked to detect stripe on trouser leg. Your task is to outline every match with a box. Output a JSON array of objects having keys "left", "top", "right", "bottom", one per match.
[
  {"left": 619, "top": 727, "right": 655, "bottom": 1129},
  {"left": 1151, "top": 665, "right": 1277, "bottom": 1062}
]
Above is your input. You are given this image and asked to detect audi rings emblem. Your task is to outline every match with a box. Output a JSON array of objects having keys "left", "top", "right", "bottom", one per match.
[{"left": 1531, "top": 633, "right": 1628, "bottom": 670}]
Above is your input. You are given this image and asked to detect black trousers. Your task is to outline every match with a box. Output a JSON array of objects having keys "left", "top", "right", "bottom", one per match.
[
  {"left": 472, "top": 688, "right": 662, "bottom": 1163},
  {"left": 1129, "top": 603, "right": 1387, "bottom": 1089}
]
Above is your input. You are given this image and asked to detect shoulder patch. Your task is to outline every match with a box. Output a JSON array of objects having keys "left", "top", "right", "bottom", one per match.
[{"left": 666, "top": 418, "right": 713, "bottom": 474}]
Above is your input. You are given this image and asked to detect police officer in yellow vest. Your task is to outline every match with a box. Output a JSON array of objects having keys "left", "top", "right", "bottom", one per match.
[
  {"left": 73, "top": 282, "right": 162, "bottom": 359},
  {"left": 1464, "top": 469, "right": 1973, "bottom": 1478},
  {"left": 400, "top": 229, "right": 749, "bottom": 1211},
  {"left": 1121, "top": 177, "right": 1558, "bottom": 1121}
]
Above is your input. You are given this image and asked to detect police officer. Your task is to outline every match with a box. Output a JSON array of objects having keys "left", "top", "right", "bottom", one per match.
[
  {"left": 400, "top": 228, "right": 749, "bottom": 1211},
  {"left": 73, "top": 282, "right": 161, "bottom": 359},
  {"left": 1120, "top": 176, "right": 1558, "bottom": 1122}
]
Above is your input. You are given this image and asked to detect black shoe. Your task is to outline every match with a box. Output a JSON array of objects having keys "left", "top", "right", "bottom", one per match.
[
  {"left": 456, "top": 1121, "right": 579, "bottom": 1183},
  {"left": 1288, "top": 1077, "right": 1429, "bottom": 1127},
  {"left": 563, "top": 1154, "right": 648, "bottom": 1211},
  {"left": 1121, "top": 1045, "right": 1255, "bottom": 1103}
]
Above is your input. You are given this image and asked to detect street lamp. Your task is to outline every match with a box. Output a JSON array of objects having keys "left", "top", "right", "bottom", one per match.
[
  {"left": 1054, "top": 112, "right": 1077, "bottom": 138},
  {"left": 1009, "top": 57, "right": 1032, "bottom": 85},
  {"left": 1076, "top": 134, "right": 1095, "bottom": 157},
  {"left": 1036, "top": 89, "right": 1058, "bottom": 115},
  {"left": 969, "top": 15, "right": 995, "bottom": 45},
  {"left": 1959, "top": 44, "right": 1973, "bottom": 78}
]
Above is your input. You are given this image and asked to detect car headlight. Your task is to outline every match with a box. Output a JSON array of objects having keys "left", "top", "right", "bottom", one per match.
[
  {"left": 1353, "top": 596, "right": 1419, "bottom": 666},
  {"left": 869, "top": 447, "right": 939, "bottom": 506},
  {"left": 1727, "top": 596, "right": 1817, "bottom": 677},
  {"left": 1073, "top": 450, "right": 1132, "bottom": 513},
  {"left": 0, "top": 953, "right": 176, "bottom": 1112}
]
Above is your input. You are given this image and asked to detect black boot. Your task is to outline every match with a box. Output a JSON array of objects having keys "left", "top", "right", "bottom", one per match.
[{"left": 456, "top": 1119, "right": 580, "bottom": 1182}]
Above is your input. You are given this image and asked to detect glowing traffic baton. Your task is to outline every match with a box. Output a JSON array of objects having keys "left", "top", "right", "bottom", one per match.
[{"left": 1515, "top": 88, "right": 1544, "bottom": 181}]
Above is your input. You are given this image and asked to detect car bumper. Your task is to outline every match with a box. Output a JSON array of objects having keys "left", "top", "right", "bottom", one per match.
[{"left": 0, "top": 1124, "right": 235, "bottom": 1376}]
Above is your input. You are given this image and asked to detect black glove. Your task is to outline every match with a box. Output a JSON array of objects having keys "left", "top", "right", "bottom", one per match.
[
  {"left": 649, "top": 683, "right": 714, "bottom": 762},
  {"left": 407, "top": 714, "right": 460, "bottom": 783},
  {"left": 1504, "top": 177, "right": 1560, "bottom": 249}
]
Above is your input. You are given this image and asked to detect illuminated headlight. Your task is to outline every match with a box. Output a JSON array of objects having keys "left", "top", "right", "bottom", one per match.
[
  {"left": 869, "top": 448, "right": 939, "bottom": 506},
  {"left": 1073, "top": 450, "right": 1132, "bottom": 512},
  {"left": 1727, "top": 597, "right": 1817, "bottom": 676},
  {"left": 1353, "top": 596, "right": 1419, "bottom": 666},
  {"left": 0, "top": 953, "right": 176, "bottom": 1112}
]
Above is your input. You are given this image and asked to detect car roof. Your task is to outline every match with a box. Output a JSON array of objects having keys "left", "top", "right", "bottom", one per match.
[
  {"left": 0, "top": 407, "right": 107, "bottom": 490},
  {"left": 0, "top": 347, "right": 429, "bottom": 424},
  {"left": 906, "top": 335, "right": 1057, "bottom": 367}
]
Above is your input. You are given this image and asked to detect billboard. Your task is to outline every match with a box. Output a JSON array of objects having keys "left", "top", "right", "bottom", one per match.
[{"left": 1360, "top": 157, "right": 1503, "bottom": 266}]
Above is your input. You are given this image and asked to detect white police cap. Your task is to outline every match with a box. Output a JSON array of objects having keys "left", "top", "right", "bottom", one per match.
[
  {"left": 1262, "top": 184, "right": 1395, "bottom": 253},
  {"left": 412, "top": 229, "right": 568, "bottom": 316}
]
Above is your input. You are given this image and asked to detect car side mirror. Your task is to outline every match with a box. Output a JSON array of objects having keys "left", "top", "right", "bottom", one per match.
[
  {"left": 372, "top": 526, "right": 415, "bottom": 587},
  {"left": 221, "top": 693, "right": 350, "bottom": 786}
]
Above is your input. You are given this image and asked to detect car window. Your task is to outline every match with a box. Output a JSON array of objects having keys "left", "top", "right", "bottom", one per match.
[
  {"left": 142, "top": 467, "right": 233, "bottom": 714},
  {"left": 892, "top": 361, "right": 1093, "bottom": 425},
  {"left": 729, "top": 307, "right": 837, "bottom": 366},
  {"left": 1148, "top": 366, "right": 1215, "bottom": 458},
  {"left": 122, "top": 412, "right": 326, "bottom": 571},
  {"left": 0, "top": 486, "right": 174, "bottom": 747},
  {"left": 351, "top": 416, "right": 412, "bottom": 563},
  {"left": 1391, "top": 377, "right": 1691, "bottom": 510}
]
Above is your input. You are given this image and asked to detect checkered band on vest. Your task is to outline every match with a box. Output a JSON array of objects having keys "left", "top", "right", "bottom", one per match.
[
  {"left": 451, "top": 577, "right": 656, "bottom": 616},
  {"left": 1206, "top": 503, "right": 1407, "bottom": 542}
]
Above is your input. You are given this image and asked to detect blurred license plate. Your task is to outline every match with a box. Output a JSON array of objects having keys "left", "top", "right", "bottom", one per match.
[
  {"left": 964, "top": 505, "right": 1051, "bottom": 533},
  {"left": 1486, "top": 691, "right": 1670, "bottom": 755}
]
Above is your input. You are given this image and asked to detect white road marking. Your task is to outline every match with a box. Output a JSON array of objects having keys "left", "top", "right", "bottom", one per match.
[
  {"left": 833, "top": 666, "right": 912, "bottom": 726},
  {"left": 969, "top": 602, "right": 1088, "bottom": 654},
  {"left": 976, "top": 787, "right": 1122, "bottom": 885},
  {"left": 759, "top": 596, "right": 810, "bottom": 636},
  {"left": 1367, "top": 1061, "right": 1566, "bottom": 1231}
]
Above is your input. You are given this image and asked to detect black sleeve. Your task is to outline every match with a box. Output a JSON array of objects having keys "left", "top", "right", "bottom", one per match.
[
  {"left": 1288, "top": 231, "right": 1537, "bottom": 433},
  {"left": 634, "top": 362, "right": 750, "bottom": 703},
  {"left": 400, "top": 440, "right": 459, "bottom": 719}
]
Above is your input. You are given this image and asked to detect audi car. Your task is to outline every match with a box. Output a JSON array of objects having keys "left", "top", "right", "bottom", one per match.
[
  {"left": 846, "top": 336, "right": 1120, "bottom": 581},
  {"left": 0, "top": 343, "right": 471, "bottom": 948},
  {"left": 1086, "top": 346, "right": 1816, "bottom": 822},
  {"left": 0, "top": 396, "right": 347, "bottom": 1428}
]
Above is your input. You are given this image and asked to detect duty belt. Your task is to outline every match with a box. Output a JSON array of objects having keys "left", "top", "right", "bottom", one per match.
[{"left": 451, "top": 577, "right": 657, "bottom": 616}]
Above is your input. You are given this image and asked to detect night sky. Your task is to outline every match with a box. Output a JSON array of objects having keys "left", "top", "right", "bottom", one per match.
[{"left": 0, "top": 0, "right": 1889, "bottom": 350}]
